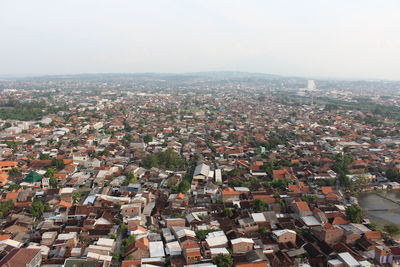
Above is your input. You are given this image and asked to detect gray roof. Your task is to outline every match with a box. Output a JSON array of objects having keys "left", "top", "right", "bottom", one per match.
[{"left": 194, "top": 163, "right": 210, "bottom": 177}]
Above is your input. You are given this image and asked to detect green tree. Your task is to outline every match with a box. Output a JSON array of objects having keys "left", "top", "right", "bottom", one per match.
[
  {"left": 259, "top": 227, "right": 269, "bottom": 235},
  {"left": 49, "top": 177, "right": 58, "bottom": 188},
  {"left": 30, "top": 199, "right": 51, "bottom": 219},
  {"left": 212, "top": 254, "right": 233, "bottom": 267},
  {"left": 52, "top": 158, "right": 64, "bottom": 169},
  {"left": 0, "top": 200, "right": 14, "bottom": 218},
  {"left": 44, "top": 168, "right": 56, "bottom": 178},
  {"left": 26, "top": 139, "right": 35, "bottom": 145},
  {"left": 196, "top": 229, "right": 215, "bottom": 241},
  {"left": 301, "top": 194, "right": 317, "bottom": 204},
  {"left": 8, "top": 168, "right": 21, "bottom": 177},
  {"left": 254, "top": 199, "right": 267, "bottom": 212},
  {"left": 127, "top": 172, "right": 137, "bottom": 184},
  {"left": 178, "top": 180, "right": 190, "bottom": 193},
  {"left": 271, "top": 179, "right": 287, "bottom": 191},
  {"left": 72, "top": 192, "right": 83, "bottom": 203},
  {"left": 384, "top": 223, "right": 400, "bottom": 238},
  {"left": 8, "top": 183, "right": 19, "bottom": 191},
  {"left": 222, "top": 208, "right": 234, "bottom": 218},
  {"left": 345, "top": 205, "right": 364, "bottom": 223},
  {"left": 39, "top": 153, "right": 50, "bottom": 160},
  {"left": 227, "top": 169, "right": 240, "bottom": 177},
  {"left": 144, "top": 134, "right": 153, "bottom": 143},
  {"left": 386, "top": 169, "right": 400, "bottom": 182}
]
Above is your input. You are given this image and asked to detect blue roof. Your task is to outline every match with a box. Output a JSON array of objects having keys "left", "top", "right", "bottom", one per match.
[{"left": 83, "top": 195, "right": 96, "bottom": 205}]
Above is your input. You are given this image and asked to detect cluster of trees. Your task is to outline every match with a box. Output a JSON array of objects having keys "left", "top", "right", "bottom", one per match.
[
  {"left": 345, "top": 205, "right": 364, "bottom": 223},
  {"left": 212, "top": 254, "right": 233, "bottom": 267},
  {"left": 254, "top": 199, "right": 267, "bottom": 212},
  {"left": 331, "top": 153, "right": 354, "bottom": 188},
  {"left": 384, "top": 223, "right": 400, "bottom": 238},
  {"left": 116, "top": 232, "right": 137, "bottom": 260},
  {"left": 143, "top": 148, "right": 185, "bottom": 170},
  {"left": 386, "top": 169, "right": 400, "bottom": 182},
  {"left": 44, "top": 168, "right": 58, "bottom": 188},
  {"left": 122, "top": 172, "right": 137, "bottom": 186},
  {"left": 0, "top": 201, "right": 14, "bottom": 218},
  {"left": 0, "top": 100, "right": 47, "bottom": 121},
  {"left": 30, "top": 199, "right": 51, "bottom": 219}
]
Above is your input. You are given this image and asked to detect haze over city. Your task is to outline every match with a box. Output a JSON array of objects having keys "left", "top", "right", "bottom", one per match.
[
  {"left": 1, "top": 0, "right": 400, "bottom": 80},
  {"left": 2, "top": 1, "right": 400, "bottom": 267}
]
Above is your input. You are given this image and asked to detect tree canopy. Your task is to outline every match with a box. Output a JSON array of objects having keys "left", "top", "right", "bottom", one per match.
[
  {"left": 345, "top": 205, "right": 364, "bottom": 223},
  {"left": 142, "top": 148, "right": 184, "bottom": 170}
]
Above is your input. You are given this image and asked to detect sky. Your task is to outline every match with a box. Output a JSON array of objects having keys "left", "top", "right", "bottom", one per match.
[{"left": 1, "top": 0, "right": 400, "bottom": 80}]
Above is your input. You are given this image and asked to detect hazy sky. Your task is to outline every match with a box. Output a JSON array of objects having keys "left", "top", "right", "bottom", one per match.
[{"left": 1, "top": 0, "right": 400, "bottom": 79}]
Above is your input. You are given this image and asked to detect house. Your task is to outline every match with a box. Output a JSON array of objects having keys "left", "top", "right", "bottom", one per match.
[
  {"left": 231, "top": 238, "right": 254, "bottom": 254},
  {"left": 149, "top": 241, "right": 165, "bottom": 258},
  {"left": 311, "top": 224, "right": 344, "bottom": 244},
  {"left": 292, "top": 201, "right": 312, "bottom": 216},
  {"left": 0, "top": 248, "right": 41, "bottom": 267},
  {"left": 193, "top": 163, "right": 210, "bottom": 180},
  {"left": 0, "top": 161, "right": 18, "bottom": 172},
  {"left": 337, "top": 252, "right": 362, "bottom": 267},
  {"left": 205, "top": 231, "right": 228, "bottom": 248},
  {"left": 54, "top": 232, "right": 78, "bottom": 248},
  {"left": 272, "top": 229, "right": 296, "bottom": 245},
  {"left": 166, "top": 218, "right": 186, "bottom": 228},
  {"left": 182, "top": 241, "right": 201, "bottom": 264},
  {"left": 121, "top": 203, "right": 141, "bottom": 217},
  {"left": 221, "top": 187, "right": 241, "bottom": 202},
  {"left": 41, "top": 232, "right": 58, "bottom": 246},
  {"left": 375, "top": 246, "right": 392, "bottom": 265}
]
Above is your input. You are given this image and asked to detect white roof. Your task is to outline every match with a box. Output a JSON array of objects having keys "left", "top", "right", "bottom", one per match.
[
  {"left": 95, "top": 217, "right": 111, "bottom": 225},
  {"left": 1, "top": 239, "right": 22, "bottom": 248},
  {"left": 251, "top": 213, "right": 266, "bottom": 222},
  {"left": 338, "top": 252, "right": 360, "bottom": 266},
  {"left": 58, "top": 232, "right": 77, "bottom": 240},
  {"left": 233, "top": 187, "right": 250, "bottom": 192},
  {"left": 175, "top": 228, "right": 196, "bottom": 239},
  {"left": 27, "top": 244, "right": 50, "bottom": 255},
  {"left": 210, "top": 247, "right": 229, "bottom": 255},
  {"left": 42, "top": 231, "right": 57, "bottom": 239},
  {"left": 165, "top": 241, "right": 182, "bottom": 254},
  {"left": 149, "top": 241, "right": 165, "bottom": 258},
  {"left": 97, "top": 238, "right": 115, "bottom": 247},
  {"left": 273, "top": 229, "right": 296, "bottom": 236},
  {"left": 231, "top": 238, "right": 254, "bottom": 244},
  {"left": 87, "top": 252, "right": 112, "bottom": 262},
  {"left": 60, "top": 187, "right": 75, "bottom": 194},
  {"left": 206, "top": 235, "right": 228, "bottom": 247},
  {"left": 194, "top": 164, "right": 210, "bottom": 177},
  {"left": 301, "top": 216, "right": 322, "bottom": 226},
  {"left": 215, "top": 169, "right": 222, "bottom": 183}
]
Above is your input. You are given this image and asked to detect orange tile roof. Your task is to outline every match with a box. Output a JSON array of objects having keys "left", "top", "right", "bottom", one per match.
[
  {"left": 59, "top": 200, "right": 72, "bottom": 208},
  {"left": 332, "top": 216, "right": 350, "bottom": 225},
  {"left": 0, "top": 234, "right": 11, "bottom": 241},
  {"left": 222, "top": 187, "right": 240, "bottom": 195},
  {"left": 365, "top": 231, "right": 382, "bottom": 240},
  {"left": 135, "top": 237, "right": 149, "bottom": 249},
  {"left": 122, "top": 260, "right": 141, "bottom": 267},
  {"left": 295, "top": 201, "right": 310, "bottom": 211},
  {"left": 322, "top": 186, "right": 333, "bottom": 194},
  {"left": 5, "top": 192, "right": 18, "bottom": 200},
  {"left": 253, "top": 195, "right": 276, "bottom": 204},
  {"left": 288, "top": 185, "right": 301, "bottom": 192},
  {"left": 177, "top": 193, "right": 185, "bottom": 199}
]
